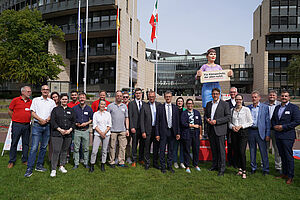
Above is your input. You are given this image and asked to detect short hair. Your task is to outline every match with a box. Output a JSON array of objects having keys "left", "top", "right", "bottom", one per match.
[
  {"left": 230, "top": 87, "right": 237, "bottom": 92},
  {"left": 148, "top": 90, "right": 156, "bottom": 95},
  {"left": 70, "top": 90, "right": 78, "bottom": 94},
  {"left": 123, "top": 91, "right": 129, "bottom": 96},
  {"left": 164, "top": 90, "right": 173, "bottom": 96},
  {"left": 176, "top": 97, "right": 185, "bottom": 107},
  {"left": 206, "top": 48, "right": 216, "bottom": 56},
  {"left": 135, "top": 88, "right": 142, "bottom": 92},
  {"left": 51, "top": 91, "right": 59, "bottom": 99},
  {"left": 99, "top": 90, "right": 106, "bottom": 94},
  {"left": 281, "top": 90, "right": 290, "bottom": 95},
  {"left": 186, "top": 98, "right": 194, "bottom": 104},
  {"left": 212, "top": 88, "right": 220, "bottom": 94},
  {"left": 98, "top": 99, "right": 106, "bottom": 109},
  {"left": 78, "top": 92, "right": 86, "bottom": 97},
  {"left": 251, "top": 90, "right": 261, "bottom": 97},
  {"left": 41, "top": 85, "right": 49, "bottom": 90},
  {"left": 268, "top": 90, "right": 278, "bottom": 95},
  {"left": 116, "top": 90, "right": 123, "bottom": 95},
  {"left": 235, "top": 94, "right": 243, "bottom": 100},
  {"left": 60, "top": 93, "right": 69, "bottom": 99},
  {"left": 21, "top": 86, "right": 30, "bottom": 93}
]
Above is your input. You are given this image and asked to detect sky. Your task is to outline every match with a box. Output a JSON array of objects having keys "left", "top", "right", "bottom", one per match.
[{"left": 137, "top": 0, "right": 263, "bottom": 55}]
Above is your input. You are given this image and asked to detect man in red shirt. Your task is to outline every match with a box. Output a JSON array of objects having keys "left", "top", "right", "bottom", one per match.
[
  {"left": 8, "top": 86, "right": 32, "bottom": 168},
  {"left": 67, "top": 90, "right": 80, "bottom": 108},
  {"left": 91, "top": 90, "right": 110, "bottom": 112}
]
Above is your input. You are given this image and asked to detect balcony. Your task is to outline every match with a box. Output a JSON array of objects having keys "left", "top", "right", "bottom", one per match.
[
  {"left": 266, "top": 43, "right": 300, "bottom": 51},
  {"left": 59, "top": 21, "right": 116, "bottom": 35}
]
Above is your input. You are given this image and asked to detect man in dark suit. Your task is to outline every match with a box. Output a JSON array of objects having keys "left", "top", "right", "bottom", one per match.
[
  {"left": 128, "top": 88, "right": 146, "bottom": 167},
  {"left": 204, "top": 88, "right": 231, "bottom": 176},
  {"left": 272, "top": 90, "right": 300, "bottom": 184},
  {"left": 156, "top": 91, "right": 180, "bottom": 173},
  {"left": 140, "top": 91, "right": 161, "bottom": 170}
]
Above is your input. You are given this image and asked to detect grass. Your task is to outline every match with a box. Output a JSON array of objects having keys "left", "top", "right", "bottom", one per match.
[{"left": 0, "top": 143, "right": 299, "bottom": 200}]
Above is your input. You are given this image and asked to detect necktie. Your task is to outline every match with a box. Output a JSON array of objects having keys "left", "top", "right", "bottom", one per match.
[
  {"left": 167, "top": 104, "right": 172, "bottom": 128},
  {"left": 139, "top": 101, "right": 142, "bottom": 111}
]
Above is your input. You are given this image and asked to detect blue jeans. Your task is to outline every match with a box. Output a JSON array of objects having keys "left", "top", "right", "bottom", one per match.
[
  {"left": 248, "top": 129, "right": 269, "bottom": 172},
  {"left": 27, "top": 123, "right": 50, "bottom": 170},
  {"left": 173, "top": 139, "right": 184, "bottom": 163}
]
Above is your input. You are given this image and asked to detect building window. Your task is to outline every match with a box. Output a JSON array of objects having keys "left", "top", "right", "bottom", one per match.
[
  {"left": 137, "top": 42, "right": 139, "bottom": 57},
  {"left": 126, "top": 0, "right": 129, "bottom": 13},
  {"left": 130, "top": 18, "right": 132, "bottom": 35},
  {"left": 256, "top": 40, "right": 259, "bottom": 53}
]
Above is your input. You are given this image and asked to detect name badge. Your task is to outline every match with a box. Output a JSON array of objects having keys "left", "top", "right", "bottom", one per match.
[
  {"left": 84, "top": 112, "right": 88, "bottom": 115},
  {"left": 67, "top": 111, "right": 71, "bottom": 115},
  {"left": 195, "top": 116, "right": 199, "bottom": 119},
  {"left": 25, "top": 108, "right": 30, "bottom": 111},
  {"left": 285, "top": 111, "right": 290, "bottom": 115},
  {"left": 122, "top": 108, "right": 125, "bottom": 112}
]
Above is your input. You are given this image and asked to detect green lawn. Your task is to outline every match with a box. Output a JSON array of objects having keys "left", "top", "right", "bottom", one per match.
[{"left": 0, "top": 143, "right": 299, "bottom": 200}]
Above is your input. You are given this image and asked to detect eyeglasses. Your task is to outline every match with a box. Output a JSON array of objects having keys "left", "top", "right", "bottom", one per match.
[
  {"left": 42, "top": 89, "right": 49, "bottom": 91},
  {"left": 123, "top": 96, "right": 129, "bottom": 98},
  {"left": 235, "top": 99, "right": 242, "bottom": 101}
]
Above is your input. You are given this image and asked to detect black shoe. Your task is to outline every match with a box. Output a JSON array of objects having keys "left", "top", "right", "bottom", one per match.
[
  {"left": 72, "top": 165, "right": 79, "bottom": 170},
  {"left": 89, "top": 165, "right": 94, "bottom": 173},
  {"left": 101, "top": 163, "right": 105, "bottom": 172},
  {"left": 84, "top": 164, "right": 90, "bottom": 169},
  {"left": 209, "top": 167, "right": 218, "bottom": 171},
  {"left": 161, "top": 169, "right": 166, "bottom": 174},
  {"left": 263, "top": 171, "right": 269, "bottom": 176},
  {"left": 145, "top": 165, "right": 150, "bottom": 170},
  {"left": 168, "top": 167, "right": 175, "bottom": 173},
  {"left": 218, "top": 171, "right": 224, "bottom": 176},
  {"left": 108, "top": 164, "right": 115, "bottom": 168},
  {"left": 250, "top": 170, "right": 256, "bottom": 175}
]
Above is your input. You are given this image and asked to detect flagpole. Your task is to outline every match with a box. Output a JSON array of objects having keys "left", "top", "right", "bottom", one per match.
[
  {"left": 116, "top": 0, "right": 119, "bottom": 92},
  {"left": 76, "top": 0, "right": 81, "bottom": 92},
  {"left": 130, "top": 0, "right": 135, "bottom": 98},
  {"left": 84, "top": 0, "right": 89, "bottom": 93},
  {"left": 155, "top": 22, "right": 158, "bottom": 94}
]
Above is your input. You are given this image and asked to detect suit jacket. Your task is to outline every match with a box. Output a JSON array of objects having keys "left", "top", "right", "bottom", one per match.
[
  {"left": 271, "top": 102, "right": 300, "bottom": 140},
  {"left": 181, "top": 109, "right": 202, "bottom": 140},
  {"left": 248, "top": 103, "right": 271, "bottom": 140},
  {"left": 226, "top": 98, "right": 244, "bottom": 109},
  {"left": 128, "top": 100, "right": 146, "bottom": 130},
  {"left": 140, "top": 101, "right": 161, "bottom": 135},
  {"left": 204, "top": 100, "right": 231, "bottom": 136},
  {"left": 155, "top": 103, "right": 180, "bottom": 139}
]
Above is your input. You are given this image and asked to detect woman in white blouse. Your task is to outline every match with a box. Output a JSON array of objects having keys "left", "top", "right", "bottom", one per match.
[
  {"left": 229, "top": 94, "right": 253, "bottom": 179},
  {"left": 90, "top": 100, "right": 112, "bottom": 172}
]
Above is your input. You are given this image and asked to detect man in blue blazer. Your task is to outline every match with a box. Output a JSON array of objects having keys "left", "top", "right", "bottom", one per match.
[
  {"left": 181, "top": 99, "right": 202, "bottom": 173},
  {"left": 248, "top": 91, "right": 270, "bottom": 175},
  {"left": 155, "top": 91, "right": 180, "bottom": 173},
  {"left": 272, "top": 91, "right": 300, "bottom": 184}
]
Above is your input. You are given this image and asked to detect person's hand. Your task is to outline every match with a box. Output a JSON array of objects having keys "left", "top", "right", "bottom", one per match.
[
  {"left": 142, "top": 133, "right": 146, "bottom": 139},
  {"left": 194, "top": 124, "right": 200, "bottom": 129},
  {"left": 232, "top": 126, "right": 238, "bottom": 133},
  {"left": 210, "top": 120, "right": 216, "bottom": 125},
  {"left": 176, "top": 134, "right": 180, "bottom": 140},
  {"left": 126, "top": 130, "right": 130, "bottom": 136},
  {"left": 199, "top": 134, "right": 203, "bottom": 140},
  {"left": 131, "top": 128, "right": 136, "bottom": 134},
  {"left": 206, "top": 118, "right": 211, "bottom": 123},
  {"left": 265, "top": 136, "right": 270, "bottom": 142},
  {"left": 76, "top": 123, "right": 82, "bottom": 127},
  {"left": 39, "top": 119, "right": 47, "bottom": 125},
  {"left": 196, "top": 70, "right": 203, "bottom": 77},
  {"left": 156, "top": 136, "right": 160, "bottom": 141},
  {"left": 189, "top": 124, "right": 194, "bottom": 128},
  {"left": 100, "top": 132, "right": 106, "bottom": 139},
  {"left": 274, "top": 125, "right": 283, "bottom": 132}
]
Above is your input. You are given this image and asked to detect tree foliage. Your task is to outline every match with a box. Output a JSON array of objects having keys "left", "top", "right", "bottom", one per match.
[
  {"left": 0, "top": 7, "right": 65, "bottom": 84},
  {"left": 287, "top": 55, "right": 300, "bottom": 94}
]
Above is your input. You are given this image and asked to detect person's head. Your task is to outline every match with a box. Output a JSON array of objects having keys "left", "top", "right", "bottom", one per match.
[
  {"left": 78, "top": 92, "right": 86, "bottom": 105},
  {"left": 176, "top": 97, "right": 184, "bottom": 109},
  {"left": 134, "top": 88, "right": 142, "bottom": 100},
  {"left": 280, "top": 90, "right": 290, "bottom": 104},
  {"left": 98, "top": 100, "right": 106, "bottom": 111},
  {"left": 122, "top": 91, "right": 130, "bottom": 104},
  {"left": 60, "top": 93, "right": 69, "bottom": 107},
  {"left": 164, "top": 91, "right": 173, "bottom": 104},
  {"left": 148, "top": 90, "right": 156, "bottom": 103},
  {"left": 212, "top": 88, "right": 220, "bottom": 102},
  {"left": 115, "top": 90, "right": 123, "bottom": 103},
  {"left": 70, "top": 90, "right": 78, "bottom": 102},
  {"left": 268, "top": 90, "right": 277, "bottom": 103},
  {"left": 186, "top": 98, "right": 194, "bottom": 111},
  {"left": 41, "top": 85, "right": 50, "bottom": 98},
  {"left": 235, "top": 94, "right": 243, "bottom": 107},
  {"left": 206, "top": 48, "right": 216, "bottom": 63},
  {"left": 251, "top": 91, "right": 261, "bottom": 105},
  {"left": 21, "top": 86, "right": 31, "bottom": 99},
  {"left": 99, "top": 90, "right": 106, "bottom": 101},
  {"left": 51, "top": 92, "right": 60, "bottom": 105},
  {"left": 229, "top": 87, "right": 238, "bottom": 99}
]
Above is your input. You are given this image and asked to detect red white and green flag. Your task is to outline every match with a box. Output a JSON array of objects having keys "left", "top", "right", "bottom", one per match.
[{"left": 149, "top": 0, "right": 158, "bottom": 43}]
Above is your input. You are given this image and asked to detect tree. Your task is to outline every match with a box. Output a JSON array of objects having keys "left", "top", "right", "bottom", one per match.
[
  {"left": 287, "top": 55, "right": 300, "bottom": 96},
  {"left": 0, "top": 7, "right": 65, "bottom": 84}
]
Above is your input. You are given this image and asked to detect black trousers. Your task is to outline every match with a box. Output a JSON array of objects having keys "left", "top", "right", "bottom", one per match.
[
  {"left": 150, "top": 126, "right": 160, "bottom": 167},
  {"left": 182, "top": 131, "right": 200, "bottom": 168},
  {"left": 159, "top": 129, "right": 175, "bottom": 170},
  {"left": 131, "top": 128, "right": 143, "bottom": 162},
  {"left": 231, "top": 129, "right": 248, "bottom": 171},
  {"left": 227, "top": 129, "right": 236, "bottom": 167},
  {"left": 208, "top": 127, "right": 226, "bottom": 172},
  {"left": 141, "top": 132, "right": 151, "bottom": 167}
]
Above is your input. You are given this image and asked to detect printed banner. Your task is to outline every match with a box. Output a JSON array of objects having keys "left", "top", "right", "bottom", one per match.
[
  {"left": 200, "top": 70, "right": 230, "bottom": 83},
  {"left": 1, "top": 122, "right": 22, "bottom": 156}
]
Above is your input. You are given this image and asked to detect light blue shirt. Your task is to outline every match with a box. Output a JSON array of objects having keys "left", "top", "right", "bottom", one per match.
[
  {"left": 278, "top": 102, "right": 289, "bottom": 119},
  {"left": 149, "top": 102, "right": 156, "bottom": 126},
  {"left": 250, "top": 102, "right": 260, "bottom": 127}
]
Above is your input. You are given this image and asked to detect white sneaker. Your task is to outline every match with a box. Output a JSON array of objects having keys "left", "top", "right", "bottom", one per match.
[
  {"left": 174, "top": 163, "right": 179, "bottom": 169},
  {"left": 115, "top": 158, "right": 119, "bottom": 165},
  {"left": 59, "top": 166, "right": 67, "bottom": 173},
  {"left": 126, "top": 157, "right": 132, "bottom": 164},
  {"left": 50, "top": 170, "right": 56, "bottom": 177},
  {"left": 180, "top": 163, "right": 186, "bottom": 169}
]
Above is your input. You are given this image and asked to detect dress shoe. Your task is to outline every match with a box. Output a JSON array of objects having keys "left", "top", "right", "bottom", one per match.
[
  {"left": 131, "top": 162, "right": 136, "bottom": 167},
  {"left": 168, "top": 167, "right": 175, "bottom": 173},
  {"left": 250, "top": 170, "right": 256, "bottom": 175},
  {"left": 217, "top": 172, "right": 224, "bottom": 176},
  {"left": 108, "top": 164, "right": 115, "bottom": 168},
  {"left": 209, "top": 167, "right": 218, "bottom": 171},
  {"left": 262, "top": 171, "right": 269, "bottom": 176},
  {"left": 84, "top": 164, "right": 90, "bottom": 169},
  {"left": 89, "top": 165, "right": 94, "bottom": 173},
  {"left": 161, "top": 169, "right": 166, "bottom": 174},
  {"left": 286, "top": 178, "right": 293, "bottom": 185},
  {"left": 101, "top": 163, "right": 105, "bottom": 172},
  {"left": 275, "top": 174, "right": 288, "bottom": 179},
  {"left": 7, "top": 163, "right": 14, "bottom": 169},
  {"left": 138, "top": 161, "right": 145, "bottom": 165},
  {"left": 72, "top": 165, "right": 79, "bottom": 170}
]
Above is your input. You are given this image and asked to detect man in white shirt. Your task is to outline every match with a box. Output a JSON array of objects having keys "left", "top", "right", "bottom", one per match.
[{"left": 24, "top": 85, "right": 56, "bottom": 178}]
